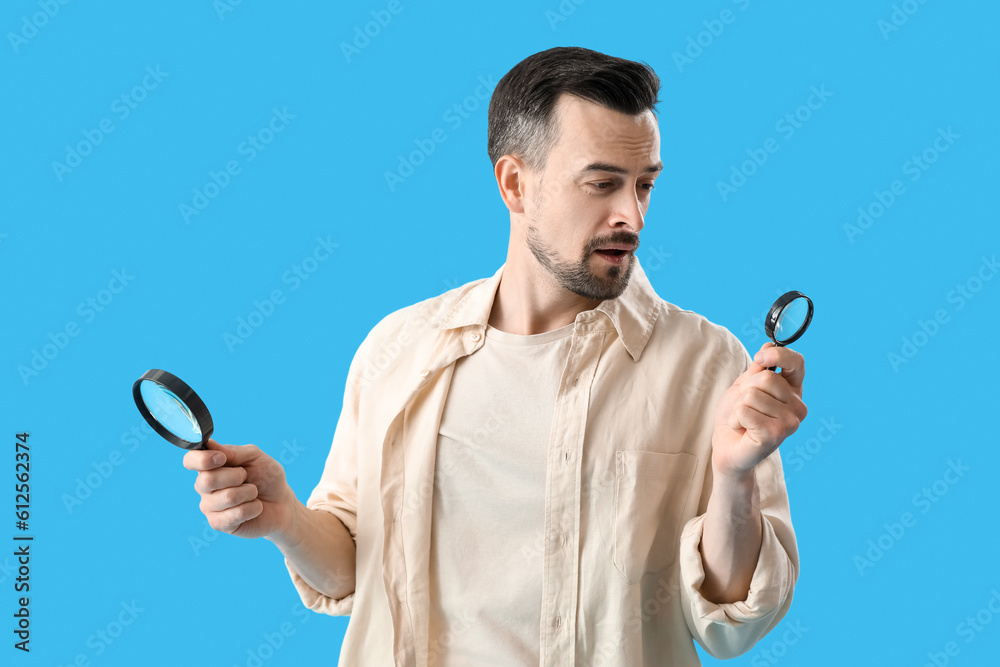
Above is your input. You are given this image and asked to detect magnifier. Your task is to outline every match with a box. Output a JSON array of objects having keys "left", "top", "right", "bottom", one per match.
[
  {"left": 763, "top": 291, "right": 814, "bottom": 371},
  {"left": 132, "top": 369, "right": 214, "bottom": 450}
]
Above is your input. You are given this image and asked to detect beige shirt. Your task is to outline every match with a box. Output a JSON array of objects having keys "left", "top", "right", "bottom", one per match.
[
  {"left": 428, "top": 322, "right": 575, "bottom": 665},
  {"left": 286, "top": 258, "right": 798, "bottom": 666}
]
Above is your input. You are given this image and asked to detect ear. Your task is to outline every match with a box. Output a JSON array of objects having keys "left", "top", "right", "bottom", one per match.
[{"left": 494, "top": 154, "right": 528, "bottom": 214}]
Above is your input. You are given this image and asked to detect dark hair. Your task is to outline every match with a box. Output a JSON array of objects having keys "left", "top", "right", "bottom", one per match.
[{"left": 487, "top": 46, "right": 660, "bottom": 169}]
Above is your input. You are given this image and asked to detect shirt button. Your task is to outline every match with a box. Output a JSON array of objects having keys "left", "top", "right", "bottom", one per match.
[
  {"left": 471, "top": 332, "right": 482, "bottom": 342},
  {"left": 419, "top": 369, "right": 430, "bottom": 378},
  {"left": 554, "top": 615, "right": 562, "bottom": 629}
]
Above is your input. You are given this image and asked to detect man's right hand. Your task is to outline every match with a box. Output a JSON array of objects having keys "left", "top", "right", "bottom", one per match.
[{"left": 183, "top": 438, "right": 296, "bottom": 541}]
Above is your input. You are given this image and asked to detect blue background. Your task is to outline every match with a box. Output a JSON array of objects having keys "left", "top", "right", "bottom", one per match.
[{"left": 3, "top": 1, "right": 998, "bottom": 665}]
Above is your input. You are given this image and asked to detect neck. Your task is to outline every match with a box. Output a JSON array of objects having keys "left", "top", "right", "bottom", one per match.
[{"left": 488, "top": 244, "right": 601, "bottom": 336}]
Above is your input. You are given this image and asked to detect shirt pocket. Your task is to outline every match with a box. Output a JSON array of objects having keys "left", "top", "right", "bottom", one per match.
[{"left": 612, "top": 450, "right": 697, "bottom": 585}]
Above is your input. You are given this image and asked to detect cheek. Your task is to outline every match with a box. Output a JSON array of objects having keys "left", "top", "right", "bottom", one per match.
[{"left": 545, "top": 187, "right": 607, "bottom": 250}]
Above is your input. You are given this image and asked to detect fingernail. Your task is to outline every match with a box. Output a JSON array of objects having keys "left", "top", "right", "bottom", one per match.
[
  {"left": 212, "top": 452, "right": 225, "bottom": 466},
  {"left": 753, "top": 353, "right": 764, "bottom": 364}
]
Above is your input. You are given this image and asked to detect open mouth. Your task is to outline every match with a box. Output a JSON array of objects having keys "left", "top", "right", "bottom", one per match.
[{"left": 594, "top": 248, "right": 631, "bottom": 264}]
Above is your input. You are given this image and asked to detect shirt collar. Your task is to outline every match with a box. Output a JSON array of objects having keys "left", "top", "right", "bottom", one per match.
[{"left": 429, "top": 257, "right": 662, "bottom": 362}]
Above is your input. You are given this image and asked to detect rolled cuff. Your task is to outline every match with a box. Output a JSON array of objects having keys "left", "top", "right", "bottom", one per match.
[
  {"left": 285, "top": 557, "right": 355, "bottom": 616},
  {"left": 678, "top": 512, "right": 795, "bottom": 658}
]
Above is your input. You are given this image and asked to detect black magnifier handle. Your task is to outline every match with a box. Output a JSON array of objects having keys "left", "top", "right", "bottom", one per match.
[{"left": 766, "top": 349, "right": 782, "bottom": 372}]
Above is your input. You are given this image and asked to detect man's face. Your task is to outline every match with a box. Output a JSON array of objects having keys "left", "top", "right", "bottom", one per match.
[{"left": 522, "top": 94, "right": 662, "bottom": 301}]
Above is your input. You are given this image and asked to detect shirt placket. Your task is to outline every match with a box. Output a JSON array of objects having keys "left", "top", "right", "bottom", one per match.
[
  {"left": 540, "top": 320, "right": 604, "bottom": 667},
  {"left": 380, "top": 327, "right": 486, "bottom": 667}
]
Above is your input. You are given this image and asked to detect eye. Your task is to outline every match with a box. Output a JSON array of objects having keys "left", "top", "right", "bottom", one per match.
[
  {"left": 590, "top": 181, "right": 613, "bottom": 190},
  {"left": 640, "top": 182, "right": 656, "bottom": 192}
]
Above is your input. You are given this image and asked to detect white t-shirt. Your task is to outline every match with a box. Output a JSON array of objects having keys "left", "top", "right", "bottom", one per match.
[{"left": 428, "top": 322, "right": 575, "bottom": 666}]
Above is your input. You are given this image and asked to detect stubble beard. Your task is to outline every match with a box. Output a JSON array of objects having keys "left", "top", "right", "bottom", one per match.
[{"left": 525, "top": 224, "right": 638, "bottom": 302}]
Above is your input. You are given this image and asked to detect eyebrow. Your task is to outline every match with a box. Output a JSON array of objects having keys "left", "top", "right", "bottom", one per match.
[{"left": 580, "top": 161, "right": 663, "bottom": 175}]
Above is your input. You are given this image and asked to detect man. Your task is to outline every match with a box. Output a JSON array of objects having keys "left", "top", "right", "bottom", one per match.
[{"left": 185, "top": 47, "right": 806, "bottom": 665}]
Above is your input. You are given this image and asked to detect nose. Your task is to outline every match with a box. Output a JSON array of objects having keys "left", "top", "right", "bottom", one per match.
[{"left": 610, "top": 187, "right": 645, "bottom": 233}]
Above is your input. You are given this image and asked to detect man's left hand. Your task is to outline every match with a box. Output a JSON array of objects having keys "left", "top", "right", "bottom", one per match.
[{"left": 711, "top": 342, "right": 808, "bottom": 476}]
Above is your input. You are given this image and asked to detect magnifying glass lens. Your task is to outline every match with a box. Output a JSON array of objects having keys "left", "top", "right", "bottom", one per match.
[
  {"left": 132, "top": 369, "right": 213, "bottom": 450},
  {"left": 763, "top": 290, "right": 814, "bottom": 356},
  {"left": 139, "top": 380, "right": 203, "bottom": 442},
  {"left": 774, "top": 297, "right": 811, "bottom": 344}
]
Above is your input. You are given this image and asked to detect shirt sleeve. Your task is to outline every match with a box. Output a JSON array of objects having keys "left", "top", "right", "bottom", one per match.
[
  {"left": 283, "top": 341, "right": 366, "bottom": 616},
  {"left": 677, "top": 447, "right": 799, "bottom": 659}
]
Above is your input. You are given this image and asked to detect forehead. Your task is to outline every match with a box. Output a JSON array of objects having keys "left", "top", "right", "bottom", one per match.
[{"left": 549, "top": 94, "right": 660, "bottom": 166}]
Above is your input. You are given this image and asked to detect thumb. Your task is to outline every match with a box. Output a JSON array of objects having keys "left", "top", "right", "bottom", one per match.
[
  {"left": 204, "top": 438, "right": 259, "bottom": 467},
  {"left": 749, "top": 341, "right": 777, "bottom": 372}
]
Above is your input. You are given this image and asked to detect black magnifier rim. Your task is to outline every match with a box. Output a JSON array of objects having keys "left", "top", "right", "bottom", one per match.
[
  {"left": 765, "top": 291, "right": 814, "bottom": 347},
  {"left": 132, "top": 369, "right": 213, "bottom": 451}
]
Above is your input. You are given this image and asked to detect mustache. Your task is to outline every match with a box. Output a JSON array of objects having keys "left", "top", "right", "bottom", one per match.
[{"left": 586, "top": 232, "right": 640, "bottom": 253}]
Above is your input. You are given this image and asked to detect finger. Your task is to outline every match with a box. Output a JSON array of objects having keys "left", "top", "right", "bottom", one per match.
[
  {"left": 205, "top": 439, "right": 263, "bottom": 468},
  {"left": 740, "top": 386, "right": 788, "bottom": 421},
  {"left": 745, "top": 342, "right": 776, "bottom": 376},
  {"left": 194, "top": 466, "right": 248, "bottom": 494},
  {"left": 740, "top": 370, "right": 800, "bottom": 406},
  {"left": 733, "top": 403, "right": 772, "bottom": 443},
  {"left": 208, "top": 499, "right": 264, "bottom": 534},
  {"left": 727, "top": 407, "right": 746, "bottom": 432},
  {"left": 753, "top": 346, "right": 805, "bottom": 389},
  {"left": 183, "top": 441, "right": 228, "bottom": 471},
  {"left": 729, "top": 355, "right": 765, "bottom": 390},
  {"left": 742, "top": 370, "right": 809, "bottom": 419},
  {"left": 204, "top": 438, "right": 225, "bottom": 451},
  {"left": 736, "top": 391, "right": 806, "bottom": 444},
  {"left": 201, "top": 482, "right": 259, "bottom": 514}
]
